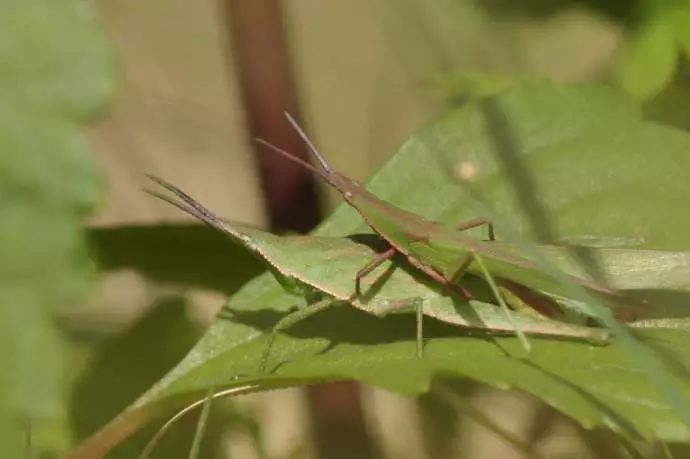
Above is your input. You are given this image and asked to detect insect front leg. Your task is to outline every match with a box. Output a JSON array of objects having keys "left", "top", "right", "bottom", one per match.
[
  {"left": 259, "top": 298, "right": 334, "bottom": 373},
  {"left": 355, "top": 246, "right": 396, "bottom": 296},
  {"left": 455, "top": 218, "right": 495, "bottom": 241}
]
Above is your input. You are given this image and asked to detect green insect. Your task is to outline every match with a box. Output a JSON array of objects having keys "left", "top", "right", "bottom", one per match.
[
  {"left": 148, "top": 176, "right": 615, "bottom": 373},
  {"left": 147, "top": 114, "right": 650, "bottom": 372},
  {"left": 253, "top": 114, "right": 643, "bottom": 352}
]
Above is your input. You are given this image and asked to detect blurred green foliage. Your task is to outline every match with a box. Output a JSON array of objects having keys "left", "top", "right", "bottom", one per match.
[
  {"left": 0, "top": 0, "right": 112, "bottom": 455},
  {"left": 613, "top": 1, "right": 690, "bottom": 100},
  {"left": 412, "top": 0, "right": 690, "bottom": 106}
]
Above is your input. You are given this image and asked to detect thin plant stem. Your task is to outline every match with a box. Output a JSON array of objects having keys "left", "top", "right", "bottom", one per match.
[
  {"left": 472, "top": 252, "right": 531, "bottom": 352},
  {"left": 434, "top": 383, "right": 546, "bottom": 459},
  {"left": 139, "top": 385, "right": 257, "bottom": 459},
  {"left": 661, "top": 441, "right": 674, "bottom": 459},
  {"left": 618, "top": 436, "right": 645, "bottom": 459},
  {"left": 189, "top": 387, "right": 214, "bottom": 459},
  {"left": 416, "top": 299, "right": 424, "bottom": 358}
]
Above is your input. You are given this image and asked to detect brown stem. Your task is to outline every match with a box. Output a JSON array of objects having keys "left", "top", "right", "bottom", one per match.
[
  {"left": 220, "top": 2, "right": 377, "bottom": 458},
  {"left": 222, "top": 0, "right": 318, "bottom": 233}
]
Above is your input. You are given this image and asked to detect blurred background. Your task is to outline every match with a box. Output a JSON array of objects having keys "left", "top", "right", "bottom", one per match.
[{"left": 5, "top": 0, "right": 690, "bottom": 458}]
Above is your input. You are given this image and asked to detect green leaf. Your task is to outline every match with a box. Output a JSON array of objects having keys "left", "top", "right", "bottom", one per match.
[
  {"left": 0, "top": 0, "right": 113, "bottom": 453},
  {"left": 675, "top": 6, "right": 690, "bottom": 60},
  {"left": 71, "top": 82, "right": 690, "bottom": 456},
  {"left": 614, "top": 7, "right": 678, "bottom": 101},
  {"left": 0, "top": 0, "right": 113, "bottom": 118},
  {"left": 76, "top": 285, "right": 690, "bottom": 455}
]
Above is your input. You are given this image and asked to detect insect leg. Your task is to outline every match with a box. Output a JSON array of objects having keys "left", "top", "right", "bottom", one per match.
[
  {"left": 456, "top": 218, "right": 495, "bottom": 241},
  {"left": 367, "top": 297, "right": 425, "bottom": 358},
  {"left": 471, "top": 252, "right": 531, "bottom": 353},
  {"left": 447, "top": 254, "right": 473, "bottom": 284},
  {"left": 406, "top": 255, "right": 474, "bottom": 300},
  {"left": 259, "top": 298, "right": 334, "bottom": 373},
  {"left": 355, "top": 246, "right": 396, "bottom": 296},
  {"left": 498, "top": 285, "right": 549, "bottom": 319},
  {"left": 415, "top": 298, "right": 424, "bottom": 358}
]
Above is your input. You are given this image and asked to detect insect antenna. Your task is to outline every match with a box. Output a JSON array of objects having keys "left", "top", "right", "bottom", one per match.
[
  {"left": 145, "top": 175, "right": 225, "bottom": 231},
  {"left": 255, "top": 138, "right": 329, "bottom": 180},
  {"left": 283, "top": 112, "right": 332, "bottom": 173}
]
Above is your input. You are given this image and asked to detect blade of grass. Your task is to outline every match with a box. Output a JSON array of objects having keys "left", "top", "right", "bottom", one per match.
[
  {"left": 661, "top": 441, "right": 674, "bottom": 459},
  {"left": 139, "top": 386, "right": 257, "bottom": 459},
  {"left": 433, "top": 383, "right": 547, "bottom": 459},
  {"left": 189, "top": 387, "right": 214, "bottom": 459},
  {"left": 472, "top": 252, "right": 531, "bottom": 352}
]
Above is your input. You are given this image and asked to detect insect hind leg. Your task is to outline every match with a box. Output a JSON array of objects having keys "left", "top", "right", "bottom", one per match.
[
  {"left": 406, "top": 255, "right": 474, "bottom": 300},
  {"left": 456, "top": 218, "right": 495, "bottom": 241}
]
